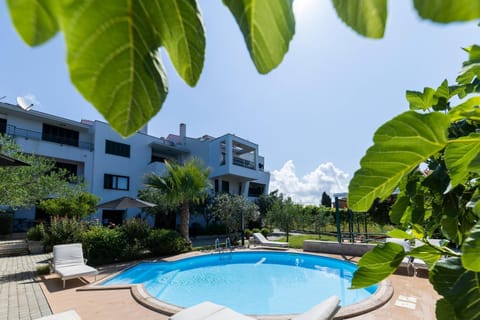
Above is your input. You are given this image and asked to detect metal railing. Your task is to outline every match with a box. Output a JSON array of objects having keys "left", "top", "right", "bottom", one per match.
[
  {"left": 5, "top": 124, "right": 94, "bottom": 151},
  {"left": 233, "top": 156, "right": 256, "bottom": 170}
]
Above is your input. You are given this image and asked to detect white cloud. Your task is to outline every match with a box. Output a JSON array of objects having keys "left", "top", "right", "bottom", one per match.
[{"left": 269, "top": 160, "right": 349, "bottom": 205}]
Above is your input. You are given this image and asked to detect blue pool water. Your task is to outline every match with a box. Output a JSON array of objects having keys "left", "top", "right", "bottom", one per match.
[{"left": 102, "top": 252, "right": 377, "bottom": 315}]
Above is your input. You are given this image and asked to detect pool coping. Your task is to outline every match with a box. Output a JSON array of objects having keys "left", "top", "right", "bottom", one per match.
[{"left": 80, "top": 250, "right": 394, "bottom": 319}]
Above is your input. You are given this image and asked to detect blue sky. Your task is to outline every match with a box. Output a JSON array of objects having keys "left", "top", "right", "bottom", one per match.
[{"left": 1, "top": 1, "right": 479, "bottom": 203}]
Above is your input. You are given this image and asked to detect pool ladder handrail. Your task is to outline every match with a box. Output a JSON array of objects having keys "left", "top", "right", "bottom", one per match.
[{"left": 215, "top": 238, "right": 222, "bottom": 253}]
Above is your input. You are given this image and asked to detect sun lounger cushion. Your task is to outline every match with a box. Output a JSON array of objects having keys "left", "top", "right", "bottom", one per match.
[
  {"left": 53, "top": 243, "right": 98, "bottom": 288},
  {"left": 291, "top": 295, "right": 340, "bottom": 320},
  {"left": 169, "top": 301, "right": 253, "bottom": 320},
  {"left": 35, "top": 310, "right": 81, "bottom": 320}
]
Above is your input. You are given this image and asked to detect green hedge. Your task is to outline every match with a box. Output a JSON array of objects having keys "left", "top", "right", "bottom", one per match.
[
  {"left": 146, "top": 229, "right": 191, "bottom": 256},
  {"left": 82, "top": 226, "right": 127, "bottom": 265}
]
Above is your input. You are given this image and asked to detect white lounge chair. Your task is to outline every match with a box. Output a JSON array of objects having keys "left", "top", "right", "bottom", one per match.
[
  {"left": 252, "top": 232, "right": 289, "bottom": 248},
  {"left": 291, "top": 295, "right": 340, "bottom": 320},
  {"left": 170, "top": 296, "right": 340, "bottom": 320},
  {"left": 169, "top": 301, "right": 253, "bottom": 320},
  {"left": 52, "top": 243, "right": 98, "bottom": 288},
  {"left": 35, "top": 310, "right": 81, "bottom": 320}
]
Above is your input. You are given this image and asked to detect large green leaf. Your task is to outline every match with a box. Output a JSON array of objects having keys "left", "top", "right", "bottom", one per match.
[
  {"left": 444, "top": 133, "right": 480, "bottom": 188},
  {"left": 436, "top": 299, "right": 458, "bottom": 320},
  {"left": 414, "top": 0, "right": 480, "bottom": 23},
  {"left": 448, "top": 97, "right": 480, "bottom": 122},
  {"left": 147, "top": 0, "right": 205, "bottom": 86},
  {"left": 7, "top": 0, "right": 59, "bottom": 46},
  {"left": 351, "top": 242, "right": 405, "bottom": 289},
  {"left": 409, "top": 243, "right": 442, "bottom": 268},
  {"left": 406, "top": 87, "right": 437, "bottom": 110},
  {"left": 60, "top": 1, "right": 168, "bottom": 136},
  {"left": 332, "top": 0, "right": 386, "bottom": 39},
  {"left": 223, "top": 0, "right": 295, "bottom": 74},
  {"left": 348, "top": 111, "right": 450, "bottom": 212},
  {"left": 462, "top": 222, "right": 480, "bottom": 271},
  {"left": 430, "top": 257, "right": 480, "bottom": 319}
]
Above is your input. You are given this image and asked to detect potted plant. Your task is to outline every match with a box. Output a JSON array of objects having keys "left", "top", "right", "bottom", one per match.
[{"left": 26, "top": 224, "right": 46, "bottom": 254}]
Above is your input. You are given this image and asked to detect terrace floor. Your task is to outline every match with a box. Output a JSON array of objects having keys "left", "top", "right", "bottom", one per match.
[{"left": 3, "top": 249, "right": 439, "bottom": 320}]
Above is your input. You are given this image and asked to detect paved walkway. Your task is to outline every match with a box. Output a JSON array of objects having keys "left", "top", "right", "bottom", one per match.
[{"left": 0, "top": 253, "right": 52, "bottom": 320}]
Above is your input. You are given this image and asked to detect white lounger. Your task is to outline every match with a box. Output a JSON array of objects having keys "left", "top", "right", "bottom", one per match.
[
  {"left": 170, "top": 296, "right": 340, "bottom": 320},
  {"left": 53, "top": 243, "right": 98, "bottom": 288},
  {"left": 35, "top": 310, "right": 81, "bottom": 320},
  {"left": 252, "top": 232, "right": 289, "bottom": 248}
]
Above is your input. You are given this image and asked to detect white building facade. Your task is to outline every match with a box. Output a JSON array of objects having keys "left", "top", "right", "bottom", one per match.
[{"left": 0, "top": 102, "right": 270, "bottom": 229}]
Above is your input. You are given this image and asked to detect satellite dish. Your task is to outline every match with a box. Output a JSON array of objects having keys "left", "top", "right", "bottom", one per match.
[{"left": 16, "top": 96, "right": 34, "bottom": 111}]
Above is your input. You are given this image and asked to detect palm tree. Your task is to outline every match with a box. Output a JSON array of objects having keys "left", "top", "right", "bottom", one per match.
[{"left": 145, "top": 158, "right": 211, "bottom": 243}]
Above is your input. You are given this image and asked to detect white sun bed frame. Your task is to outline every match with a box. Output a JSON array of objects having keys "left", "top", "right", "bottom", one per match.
[
  {"left": 252, "top": 232, "right": 289, "bottom": 248},
  {"left": 52, "top": 243, "right": 98, "bottom": 288}
]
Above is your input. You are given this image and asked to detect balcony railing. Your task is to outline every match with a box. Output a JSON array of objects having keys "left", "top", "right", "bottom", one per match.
[
  {"left": 5, "top": 124, "right": 94, "bottom": 151},
  {"left": 233, "top": 156, "right": 256, "bottom": 170}
]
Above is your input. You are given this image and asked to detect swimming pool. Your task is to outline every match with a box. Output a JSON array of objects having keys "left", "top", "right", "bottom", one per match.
[{"left": 102, "top": 251, "right": 377, "bottom": 315}]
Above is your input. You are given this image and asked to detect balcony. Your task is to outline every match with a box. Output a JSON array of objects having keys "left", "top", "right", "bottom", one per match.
[
  {"left": 233, "top": 156, "right": 255, "bottom": 170},
  {"left": 5, "top": 124, "right": 94, "bottom": 151}
]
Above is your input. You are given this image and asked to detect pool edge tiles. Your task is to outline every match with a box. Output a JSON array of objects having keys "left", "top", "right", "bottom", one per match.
[{"left": 89, "top": 250, "right": 393, "bottom": 319}]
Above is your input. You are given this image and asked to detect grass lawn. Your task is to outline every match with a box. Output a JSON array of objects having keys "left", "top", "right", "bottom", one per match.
[{"left": 278, "top": 234, "right": 338, "bottom": 249}]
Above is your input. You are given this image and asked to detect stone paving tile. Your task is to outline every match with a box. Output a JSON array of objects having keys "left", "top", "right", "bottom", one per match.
[{"left": 0, "top": 253, "right": 52, "bottom": 320}]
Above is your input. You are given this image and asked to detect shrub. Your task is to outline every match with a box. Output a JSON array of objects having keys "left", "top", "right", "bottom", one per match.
[
  {"left": 36, "top": 264, "right": 50, "bottom": 275},
  {"left": 27, "top": 223, "right": 46, "bottom": 241},
  {"left": 82, "top": 226, "right": 127, "bottom": 265},
  {"left": 261, "top": 227, "right": 270, "bottom": 237},
  {"left": 146, "top": 229, "right": 191, "bottom": 256},
  {"left": 44, "top": 217, "right": 84, "bottom": 247},
  {"left": 118, "top": 218, "right": 150, "bottom": 246},
  {"left": 117, "top": 218, "right": 151, "bottom": 260},
  {"left": 244, "top": 228, "right": 252, "bottom": 238},
  {"left": 252, "top": 228, "right": 260, "bottom": 234}
]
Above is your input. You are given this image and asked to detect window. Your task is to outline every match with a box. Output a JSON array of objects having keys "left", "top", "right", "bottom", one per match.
[
  {"left": 105, "top": 140, "right": 130, "bottom": 158},
  {"left": 214, "top": 179, "right": 219, "bottom": 193},
  {"left": 222, "top": 180, "right": 230, "bottom": 194},
  {"left": 248, "top": 182, "right": 265, "bottom": 197},
  {"left": 42, "top": 123, "right": 79, "bottom": 147},
  {"left": 0, "top": 119, "right": 6, "bottom": 134},
  {"left": 104, "top": 174, "right": 129, "bottom": 190}
]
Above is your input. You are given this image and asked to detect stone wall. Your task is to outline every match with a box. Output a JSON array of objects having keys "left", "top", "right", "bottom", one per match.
[{"left": 303, "top": 240, "right": 376, "bottom": 256}]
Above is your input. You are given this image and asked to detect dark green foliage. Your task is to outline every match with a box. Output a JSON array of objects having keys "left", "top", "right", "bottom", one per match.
[
  {"left": 321, "top": 192, "right": 332, "bottom": 207},
  {"left": 81, "top": 226, "right": 127, "bottom": 266},
  {"left": 36, "top": 265, "right": 51, "bottom": 275},
  {"left": 118, "top": 218, "right": 150, "bottom": 246},
  {"left": 146, "top": 229, "right": 191, "bottom": 257},
  {"left": 44, "top": 217, "right": 84, "bottom": 247},
  {"left": 26, "top": 223, "right": 46, "bottom": 241},
  {"left": 261, "top": 228, "right": 270, "bottom": 237}
]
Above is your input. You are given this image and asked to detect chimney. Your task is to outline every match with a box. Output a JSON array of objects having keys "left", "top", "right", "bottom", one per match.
[{"left": 180, "top": 123, "right": 186, "bottom": 145}]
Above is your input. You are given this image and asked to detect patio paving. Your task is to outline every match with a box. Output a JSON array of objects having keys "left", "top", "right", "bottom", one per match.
[
  {"left": 0, "top": 253, "right": 52, "bottom": 320},
  {"left": 1, "top": 250, "right": 440, "bottom": 320}
]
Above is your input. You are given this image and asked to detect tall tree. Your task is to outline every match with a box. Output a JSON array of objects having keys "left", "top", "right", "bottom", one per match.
[
  {"left": 38, "top": 186, "right": 98, "bottom": 219},
  {"left": 267, "top": 196, "right": 300, "bottom": 241},
  {"left": 211, "top": 193, "right": 258, "bottom": 240},
  {"left": 0, "top": 135, "right": 73, "bottom": 209},
  {"left": 144, "top": 158, "right": 211, "bottom": 243},
  {"left": 321, "top": 192, "right": 332, "bottom": 208}
]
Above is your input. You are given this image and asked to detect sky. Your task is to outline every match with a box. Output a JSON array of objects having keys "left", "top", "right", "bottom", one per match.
[{"left": 1, "top": 1, "right": 479, "bottom": 204}]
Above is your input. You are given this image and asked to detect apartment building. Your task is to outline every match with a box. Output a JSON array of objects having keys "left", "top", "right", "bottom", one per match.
[{"left": 0, "top": 102, "right": 270, "bottom": 229}]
